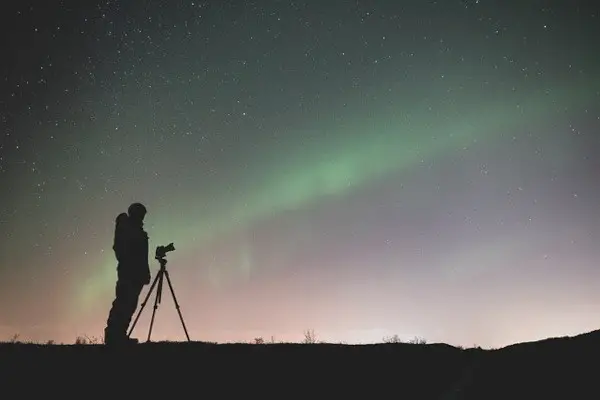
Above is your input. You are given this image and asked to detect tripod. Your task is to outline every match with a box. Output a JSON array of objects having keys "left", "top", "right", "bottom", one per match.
[{"left": 128, "top": 255, "right": 191, "bottom": 342}]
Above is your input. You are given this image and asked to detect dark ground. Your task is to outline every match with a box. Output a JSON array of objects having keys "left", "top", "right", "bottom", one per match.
[{"left": 1, "top": 330, "right": 599, "bottom": 399}]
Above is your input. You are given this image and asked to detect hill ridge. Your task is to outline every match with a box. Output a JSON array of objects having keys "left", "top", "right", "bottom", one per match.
[{"left": 1, "top": 329, "right": 599, "bottom": 399}]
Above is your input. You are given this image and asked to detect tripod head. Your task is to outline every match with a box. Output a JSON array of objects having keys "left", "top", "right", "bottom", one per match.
[{"left": 155, "top": 242, "right": 175, "bottom": 269}]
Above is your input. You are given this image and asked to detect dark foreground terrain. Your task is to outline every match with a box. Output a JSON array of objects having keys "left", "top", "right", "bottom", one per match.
[{"left": 1, "top": 330, "right": 599, "bottom": 399}]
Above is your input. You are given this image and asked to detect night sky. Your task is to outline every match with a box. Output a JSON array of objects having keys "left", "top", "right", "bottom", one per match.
[{"left": 1, "top": 1, "right": 599, "bottom": 347}]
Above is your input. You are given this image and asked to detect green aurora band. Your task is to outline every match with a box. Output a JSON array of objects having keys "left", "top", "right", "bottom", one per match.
[{"left": 75, "top": 79, "right": 597, "bottom": 314}]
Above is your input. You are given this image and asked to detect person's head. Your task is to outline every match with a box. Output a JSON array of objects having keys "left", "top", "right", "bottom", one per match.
[{"left": 127, "top": 202, "right": 147, "bottom": 227}]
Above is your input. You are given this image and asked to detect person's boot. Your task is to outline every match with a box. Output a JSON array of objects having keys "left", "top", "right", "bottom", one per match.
[
  {"left": 104, "top": 327, "right": 134, "bottom": 345},
  {"left": 104, "top": 327, "right": 119, "bottom": 345}
]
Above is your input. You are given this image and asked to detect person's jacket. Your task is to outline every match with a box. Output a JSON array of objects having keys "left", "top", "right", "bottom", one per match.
[{"left": 114, "top": 223, "right": 150, "bottom": 282}]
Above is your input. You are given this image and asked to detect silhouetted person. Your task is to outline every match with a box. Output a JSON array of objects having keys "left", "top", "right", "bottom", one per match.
[{"left": 104, "top": 203, "right": 151, "bottom": 345}]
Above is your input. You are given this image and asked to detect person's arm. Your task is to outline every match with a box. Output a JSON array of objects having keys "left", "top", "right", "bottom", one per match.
[
  {"left": 143, "top": 233, "right": 151, "bottom": 282},
  {"left": 121, "top": 230, "right": 148, "bottom": 279}
]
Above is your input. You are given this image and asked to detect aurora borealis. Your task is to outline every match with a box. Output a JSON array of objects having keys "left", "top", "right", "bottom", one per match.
[{"left": 1, "top": 1, "right": 599, "bottom": 347}]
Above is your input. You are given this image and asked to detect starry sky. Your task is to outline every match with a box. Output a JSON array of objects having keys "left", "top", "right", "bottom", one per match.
[{"left": 1, "top": 0, "right": 599, "bottom": 347}]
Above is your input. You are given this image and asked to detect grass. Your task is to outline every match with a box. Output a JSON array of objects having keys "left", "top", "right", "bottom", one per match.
[
  {"left": 3, "top": 328, "right": 424, "bottom": 345},
  {"left": 3, "top": 329, "right": 491, "bottom": 349}
]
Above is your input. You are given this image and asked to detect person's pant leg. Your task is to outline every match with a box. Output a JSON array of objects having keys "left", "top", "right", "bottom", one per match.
[
  {"left": 105, "top": 279, "right": 129, "bottom": 340},
  {"left": 105, "top": 279, "right": 143, "bottom": 341},
  {"left": 122, "top": 281, "right": 144, "bottom": 331}
]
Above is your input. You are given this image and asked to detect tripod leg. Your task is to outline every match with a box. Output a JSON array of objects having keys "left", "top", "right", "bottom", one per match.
[
  {"left": 163, "top": 270, "right": 191, "bottom": 341},
  {"left": 128, "top": 272, "right": 160, "bottom": 338},
  {"left": 147, "top": 271, "right": 163, "bottom": 342}
]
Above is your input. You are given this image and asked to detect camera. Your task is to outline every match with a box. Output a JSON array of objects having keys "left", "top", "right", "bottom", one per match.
[{"left": 155, "top": 242, "right": 175, "bottom": 259}]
